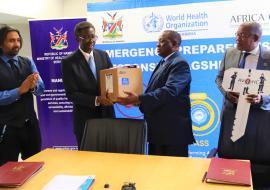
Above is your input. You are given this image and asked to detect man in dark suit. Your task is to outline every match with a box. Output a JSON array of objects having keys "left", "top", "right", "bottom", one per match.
[
  {"left": 216, "top": 22, "right": 270, "bottom": 189},
  {"left": 61, "top": 21, "right": 115, "bottom": 148},
  {"left": 117, "top": 30, "right": 195, "bottom": 157}
]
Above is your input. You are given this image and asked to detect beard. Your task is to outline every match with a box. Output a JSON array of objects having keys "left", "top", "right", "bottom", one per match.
[{"left": 6, "top": 47, "right": 20, "bottom": 56}]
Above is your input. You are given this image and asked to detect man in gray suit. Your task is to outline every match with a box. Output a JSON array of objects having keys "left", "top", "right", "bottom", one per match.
[{"left": 216, "top": 22, "right": 270, "bottom": 189}]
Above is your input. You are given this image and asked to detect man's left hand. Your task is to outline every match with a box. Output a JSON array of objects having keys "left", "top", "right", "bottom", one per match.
[
  {"left": 246, "top": 94, "right": 262, "bottom": 104},
  {"left": 117, "top": 91, "right": 140, "bottom": 106},
  {"left": 28, "top": 72, "right": 39, "bottom": 89}
]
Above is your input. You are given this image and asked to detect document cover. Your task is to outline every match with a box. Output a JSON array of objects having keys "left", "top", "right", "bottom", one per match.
[
  {"left": 205, "top": 158, "right": 251, "bottom": 186},
  {"left": 42, "top": 175, "right": 95, "bottom": 190},
  {"left": 0, "top": 161, "right": 44, "bottom": 187}
]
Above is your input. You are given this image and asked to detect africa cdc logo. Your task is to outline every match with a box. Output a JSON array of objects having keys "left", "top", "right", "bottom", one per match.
[
  {"left": 143, "top": 12, "right": 164, "bottom": 33},
  {"left": 190, "top": 93, "right": 220, "bottom": 136}
]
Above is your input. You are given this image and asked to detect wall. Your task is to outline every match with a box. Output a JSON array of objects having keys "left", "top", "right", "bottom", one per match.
[{"left": 0, "top": 0, "right": 64, "bottom": 19}]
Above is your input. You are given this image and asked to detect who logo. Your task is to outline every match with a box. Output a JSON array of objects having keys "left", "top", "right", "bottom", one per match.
[{"left": 142, "top": 12, "right": 164, "bottom": 33}]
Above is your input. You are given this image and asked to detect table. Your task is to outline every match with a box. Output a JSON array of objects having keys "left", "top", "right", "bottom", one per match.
[{"left": 0, "top": 149, "right": 252, "bottom": 190}]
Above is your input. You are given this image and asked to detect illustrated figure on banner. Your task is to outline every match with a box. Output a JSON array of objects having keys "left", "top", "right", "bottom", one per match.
[
  {"left": 228, "top": 71, "right": 238, "bottom": 91},
  {"left": 258, "top": 73, "right": 265, "bottom": 94}
]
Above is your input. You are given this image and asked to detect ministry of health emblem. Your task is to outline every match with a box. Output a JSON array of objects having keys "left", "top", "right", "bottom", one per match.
[
  {"left": 102, "top": 12, "right": 123, "bottom": 39},
  {"left": 50, "top": 27, "right": 68, "bottom": 50}
]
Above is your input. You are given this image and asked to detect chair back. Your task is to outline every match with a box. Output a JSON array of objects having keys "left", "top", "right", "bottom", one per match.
[{"left": 80, "top": 118, "right": 146, "bottom": 154}]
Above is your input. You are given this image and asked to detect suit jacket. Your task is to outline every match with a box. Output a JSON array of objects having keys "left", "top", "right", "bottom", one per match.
[
  {"left": 216, "top": 46, "right": 270, "bottom": 111},
  {"left": 61, "top": 49, "right": 115, "bottom": 137},
  {"left": 215, "top": 46, "right": 270, "bottom": 163},
  {"left": 139, "top": 52, "right": 195, "bottom": 146}
]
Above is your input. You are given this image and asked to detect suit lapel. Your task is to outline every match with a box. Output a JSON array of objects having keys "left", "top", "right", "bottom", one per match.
[
  {"left": 146, "top": 52, "right": 178, "bottom": 91},
  {"left": 233, "top": 50, "right": 242, "bottom": 68},
  {"left": 75, "top": 50, "right": 97, "bottom": 82},
  {"left": 230, "top": 46, "right": 270, "bottom": 70},
  {"left": 93, "top": 50, "right": 102, "bottom": 82},
  {"left": 147, "top": 60, "right": 163, "bottom": 88},
  {"left": 257, "top": 46, "right": 270, "bottom": 70}
]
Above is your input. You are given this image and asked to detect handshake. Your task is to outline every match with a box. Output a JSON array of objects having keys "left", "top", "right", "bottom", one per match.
[{"left": 97, "top": 91, "right": 141, "bottom": 106}]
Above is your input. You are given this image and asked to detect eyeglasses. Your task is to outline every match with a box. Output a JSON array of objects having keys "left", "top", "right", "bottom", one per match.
[
  {"left": 235, "top": 32, "right": 253, "bottom": 39},
  {"left": 79, "top": 35, "right": 98, "bottom": 42}
]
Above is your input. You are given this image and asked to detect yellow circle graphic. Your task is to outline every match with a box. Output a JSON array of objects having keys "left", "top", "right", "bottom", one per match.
[{"left": 191, "top": 93, "right": 220, "bottom": 137}]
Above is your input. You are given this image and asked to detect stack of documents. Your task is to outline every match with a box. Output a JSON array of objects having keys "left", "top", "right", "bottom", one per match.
[{"left": 42, "top": 175, "right": 95, "bottom": 190}]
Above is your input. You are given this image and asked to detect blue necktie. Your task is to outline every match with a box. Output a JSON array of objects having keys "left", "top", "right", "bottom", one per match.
[
  {"left": 239, "top": 52, "right": 250, "bottom": 68},
  {"left": 88, "top": 56, "right": 97, "bottom": 79}
]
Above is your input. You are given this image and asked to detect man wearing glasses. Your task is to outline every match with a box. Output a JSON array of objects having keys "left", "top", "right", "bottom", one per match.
[
  {"left": 216, "top": 22, "right": 270, "bottom": 189},
  {"left": 61, "top": 21, "right": 115, "bottom": 148}
]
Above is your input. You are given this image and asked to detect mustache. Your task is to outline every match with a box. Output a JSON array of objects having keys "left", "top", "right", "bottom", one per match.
[{"left": 11, "top": 46, "right": 20, "bottom": 50}]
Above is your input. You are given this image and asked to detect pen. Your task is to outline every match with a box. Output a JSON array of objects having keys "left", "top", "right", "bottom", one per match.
[{"left": 202, "top": 172, "right": 207, "bottom": 183}]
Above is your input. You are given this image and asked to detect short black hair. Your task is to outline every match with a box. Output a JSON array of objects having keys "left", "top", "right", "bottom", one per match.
[
  {"left": 163, "top": 30, "right": 182, "bottom": 47},
  {"left": 0, "top": 25, "right": 23, "bottom": 54},
  {"left": 74, "top": 21, "right": 95, "bottom": 41}
]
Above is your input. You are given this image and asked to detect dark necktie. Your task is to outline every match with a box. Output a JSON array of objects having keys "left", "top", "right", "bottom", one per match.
[
  {"left": 155, "top": 59, "right": 165, "bottom": 74},
  {"left": 239, "top": 52, "right": 251, "bottom": 68},
  {"left": 148, "top": 59, "right": 165, "bottom": 86},
  {"left": 8, "top": 59, "right": 20, "bottom": 77}
]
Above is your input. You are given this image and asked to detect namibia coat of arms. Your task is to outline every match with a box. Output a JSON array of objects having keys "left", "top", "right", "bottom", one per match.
[
  {"left": 102, "top": 12, "right": 123, "bottom": 39},
  {"left": 50, "top": 27, "right": 68, "bottom": 50}
]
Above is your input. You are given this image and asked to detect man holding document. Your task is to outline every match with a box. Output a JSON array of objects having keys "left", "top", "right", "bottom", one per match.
[
  {"left": 117, "top": 30, "right": 195, "bottom": 157},
  {"left": 215, "top": 21, "right": 270, "bottom": 188}
]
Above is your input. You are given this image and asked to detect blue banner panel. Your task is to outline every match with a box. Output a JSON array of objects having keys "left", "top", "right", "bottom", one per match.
[{"left": 88, "top": 0, "right": 270, "bottom": 157}]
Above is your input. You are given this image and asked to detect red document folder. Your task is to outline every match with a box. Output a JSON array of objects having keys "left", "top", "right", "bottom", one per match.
[
  {"left": 0, "top": 161, "right": 44, "bottom": 187},
  {"left": 205, "top": 158, "right": 251, "bottom": 186}
]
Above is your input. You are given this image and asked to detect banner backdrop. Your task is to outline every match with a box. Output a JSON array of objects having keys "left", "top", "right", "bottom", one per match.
[
  {"left": 87, "top": 0, "right": 270, "bottom": 157},
  {"left": 29, "top": 18, "right": 86, "bottom": 149}
]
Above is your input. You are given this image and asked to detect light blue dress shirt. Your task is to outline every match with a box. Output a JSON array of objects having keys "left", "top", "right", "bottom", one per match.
[{"left": 0, "top": 55, "right": 45, "bottom": 105}]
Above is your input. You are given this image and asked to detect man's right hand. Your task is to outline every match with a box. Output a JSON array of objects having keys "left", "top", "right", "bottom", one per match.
[
  {"left": 96, "top": 96, "right": 114, "bottom": 106},
  {"left": 226, "top": 92, "right": 240, "bottom": 103},
  {"left": 18, "top": 74, "right": 38, "bottom": 95}
]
